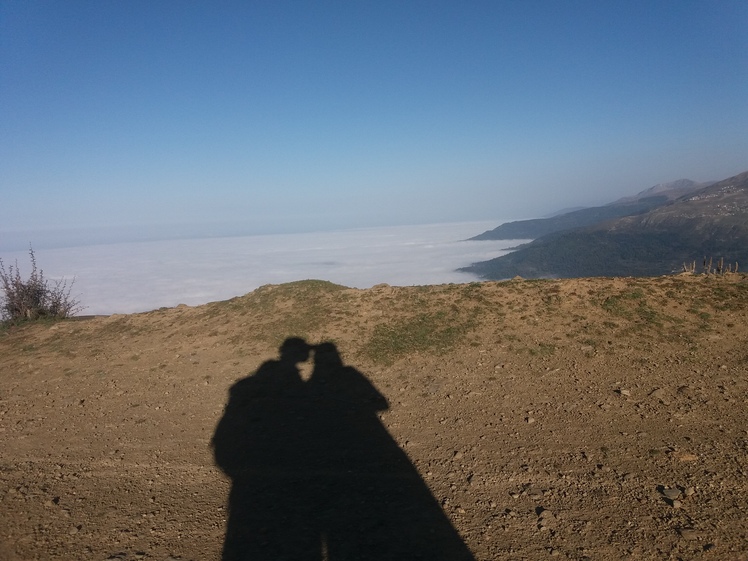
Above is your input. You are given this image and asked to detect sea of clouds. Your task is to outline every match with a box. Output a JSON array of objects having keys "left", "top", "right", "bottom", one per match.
[{"left": 1, "top": 221, "right": 525, "bottom": 315}]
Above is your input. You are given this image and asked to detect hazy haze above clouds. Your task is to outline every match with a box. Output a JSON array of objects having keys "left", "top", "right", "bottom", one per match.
[
  {"left": 0, "top": 222, "right": 523, "bottom": 315},
  {"left": 1, "top": 1, "right": 747, "bottom": 242}
]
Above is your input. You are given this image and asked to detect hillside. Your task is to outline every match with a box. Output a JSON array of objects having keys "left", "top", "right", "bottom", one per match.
[
  {"left": 470, "top": 179, "right": 708, "bottom": 241},
  {"left": 2, "top": 276, "right": 748, "bottom": 560},
  {"left": 463, "top": 171, "right": 748, "bottom": 280}
]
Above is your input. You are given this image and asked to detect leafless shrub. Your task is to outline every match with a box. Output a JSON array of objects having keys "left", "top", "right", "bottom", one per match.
[
  {"left": 682, "top": 260, "right": 697, "bottom": 273},
  {"left": 700, "top": 256, "right": 738, "bottom": 276},
  {"left": 0, "top": 246, "right": 83, "bottom": 321}
]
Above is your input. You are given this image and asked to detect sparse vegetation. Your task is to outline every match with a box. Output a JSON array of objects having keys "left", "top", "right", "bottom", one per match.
[
  {"left": 682, "top": 256, "right": 739, "bottom": 275},
  {"left": 0, "top": 246, "right": 83, "bottom": 322},
  {"left": 364, "top": 311, "right": 476, "bottom": 365}
]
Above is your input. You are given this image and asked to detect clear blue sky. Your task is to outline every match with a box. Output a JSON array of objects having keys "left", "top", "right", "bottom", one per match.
[{"left": 2, "top": 0, "right": 747, "bottom": 239}]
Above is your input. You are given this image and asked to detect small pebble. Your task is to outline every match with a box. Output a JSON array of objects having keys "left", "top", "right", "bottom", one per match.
[
  {"left": 539, "top": 510, "right": 556, "bottom": 522},
  {"left": 662, "top": 488, "right": 681, "bottom": 500},
  {"left": 678, "top": 528, "right": 701, "bottom": 540}
]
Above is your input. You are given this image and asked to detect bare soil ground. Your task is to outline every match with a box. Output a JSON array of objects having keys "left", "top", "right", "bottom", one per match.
[{"left": 1, "top": 275, "right": 747, "bottom": 560}]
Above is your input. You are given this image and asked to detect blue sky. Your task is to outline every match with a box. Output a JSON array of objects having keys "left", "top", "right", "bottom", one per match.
[{"left": 1, "top": 1, "right": 747, "bottom": 241}]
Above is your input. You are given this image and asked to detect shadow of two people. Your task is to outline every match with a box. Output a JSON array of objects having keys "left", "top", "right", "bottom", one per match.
[{"left": 212, "top": 337, "right": 475, "bottom": 561}]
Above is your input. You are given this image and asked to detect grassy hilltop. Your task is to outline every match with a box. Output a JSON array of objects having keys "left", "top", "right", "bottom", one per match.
[{"left": 1, "top": 275, "right": 747, "bottom": 560}]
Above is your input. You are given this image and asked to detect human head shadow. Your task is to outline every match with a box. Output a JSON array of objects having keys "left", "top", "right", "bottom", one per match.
[{"left": 212, "top": 337, "right": 475, "bottom": 561}]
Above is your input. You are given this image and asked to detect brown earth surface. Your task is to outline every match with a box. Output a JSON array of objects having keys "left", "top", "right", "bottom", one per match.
[{"left": 1, "top": 275, "right": 747, "bottom": 560}]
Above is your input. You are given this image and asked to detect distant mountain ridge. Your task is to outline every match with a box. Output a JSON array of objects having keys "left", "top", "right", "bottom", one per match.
[
  {"left": 470, "top": 179, "right": 711, "bottom": 241},
  {"left": 613, "top": 178, "right": 707, "bottom": 203},
  {"left": 461, "top": 171, "right": 748, "bottom": 279},
  {"left": 543, "top": 206, "right": 587, "bottom": 218}
]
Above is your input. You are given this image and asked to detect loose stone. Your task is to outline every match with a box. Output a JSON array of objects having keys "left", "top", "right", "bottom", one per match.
[{"left": 678, "top": 528, "right": 701, "bottom": 540}]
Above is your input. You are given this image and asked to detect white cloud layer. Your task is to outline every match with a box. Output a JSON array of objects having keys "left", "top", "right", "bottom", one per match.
[{"left": 1, "top": 222, "right": 525, "bottom": 315}]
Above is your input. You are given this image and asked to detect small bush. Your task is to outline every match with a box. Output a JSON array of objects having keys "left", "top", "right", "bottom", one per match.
[{"left": 0, "top": 246, "right": 83, "bottom": 321}]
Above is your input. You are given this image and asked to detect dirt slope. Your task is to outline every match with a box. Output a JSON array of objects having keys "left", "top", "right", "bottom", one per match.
[{"left": 1, "top": 275, "right": 747, "bottom": 560}]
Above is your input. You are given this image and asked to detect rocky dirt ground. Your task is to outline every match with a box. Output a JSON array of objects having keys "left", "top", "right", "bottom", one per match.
[{"left": 1, "top": 274, "right": 747, "bottom": 560}]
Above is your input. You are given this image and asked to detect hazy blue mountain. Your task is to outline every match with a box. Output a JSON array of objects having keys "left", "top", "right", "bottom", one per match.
[
  {"left": 543, "top": 206, "right": 587, "bottom": 218},
  {"left": 461, "top": 171, "right": 748, "bottom": 279},
  {"left": 470, "top": 179, "right": 709, "bottom": 240}
]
